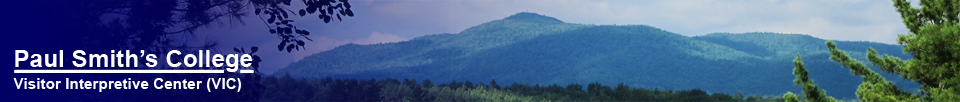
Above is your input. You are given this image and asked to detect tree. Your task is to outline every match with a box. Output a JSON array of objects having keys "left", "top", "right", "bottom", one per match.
[
  {"left": 786, "top": 55, "right": 838, "bottom": 102},
  {"left": 791, "top": 0, "right": 958, "bottom": 101},
  {"left": 490, "top": 79, "right": 501, "bottom": 89},
  {"left": 26, "top": 0, "right": 352, "bottom": 54},
  {"left": 252, "top": 0, "right": 354, "bottom": 53},
  {"left": 422, "top": 79, "right": 434, "bottom": 87},
  {"left": 782, "top": 92, "right": 799, "bottom": 102}
]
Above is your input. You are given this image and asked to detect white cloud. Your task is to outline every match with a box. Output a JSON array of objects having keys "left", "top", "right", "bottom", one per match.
[{"left": 350, "top": 32, "right": 407, "bottom": 45}]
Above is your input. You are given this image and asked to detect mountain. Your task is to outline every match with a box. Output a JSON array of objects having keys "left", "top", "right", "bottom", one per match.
[{"left": 274, "top": 12, "right": 921, "bottom": 99}]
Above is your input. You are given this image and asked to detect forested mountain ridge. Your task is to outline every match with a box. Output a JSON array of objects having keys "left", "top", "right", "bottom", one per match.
[
  {"left": 274, "top": 12, "right": 920, "bottom": 99},
  {"left": 694, "top": 33, "right": 909, "bottom": 59}
]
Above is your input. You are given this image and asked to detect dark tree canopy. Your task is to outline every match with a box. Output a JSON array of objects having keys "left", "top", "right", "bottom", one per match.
[
  {"left": 29, "top": 0, "right": 354, "bottom": 56},
  {"left": 251, "top": 0, "right": 354, "bottom": 53}
]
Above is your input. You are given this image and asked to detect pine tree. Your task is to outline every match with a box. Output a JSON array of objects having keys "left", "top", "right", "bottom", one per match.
[
  {"left": 490, "top": 80, "right": 501, "bottom": 89},
  {"left": 793, "top": 0, "right": 958, "bottom": 101},
  {"left": 786, "top": 55, "right": 838, "bottom": 102},
  {"left": 783, "top": 92, "right": 799, "bottom": 102}
]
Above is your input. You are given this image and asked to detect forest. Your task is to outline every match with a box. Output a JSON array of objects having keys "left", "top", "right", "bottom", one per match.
[{"left": 259, "top": 74, "right": 785, "bottom": 102}]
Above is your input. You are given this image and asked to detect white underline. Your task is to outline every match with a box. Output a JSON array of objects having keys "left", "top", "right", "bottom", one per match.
[
  {"left": 239, "top": 70, "right": 254, "bottom": 73},
  {"left": 14, "top": 69, "right": 256, "bottom": 73}
]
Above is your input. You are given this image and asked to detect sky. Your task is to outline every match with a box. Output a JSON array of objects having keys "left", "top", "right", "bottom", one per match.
[{"left": 193, "top": 0, "right": 916, "bottom": 74}]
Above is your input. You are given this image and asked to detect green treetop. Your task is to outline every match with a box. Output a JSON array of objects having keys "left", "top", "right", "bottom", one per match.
[
  {"left": 783, "top": 92, "right": 800, "bottom": 102},
  {"left": 785, "top": 0, "right": 958, "bottom": 101}
]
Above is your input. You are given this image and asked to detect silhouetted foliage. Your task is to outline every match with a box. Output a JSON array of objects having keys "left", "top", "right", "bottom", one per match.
[
  {"left": 251, "top": 0, "right": 354, "bottom": 53},
  {"left": 40, "top": 0, "right": 353, "bottom": 58}
]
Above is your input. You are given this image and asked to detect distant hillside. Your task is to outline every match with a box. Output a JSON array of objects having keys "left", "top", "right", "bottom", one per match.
[{"left": 274, "top": 12, "right": 920, "bottom": 99}]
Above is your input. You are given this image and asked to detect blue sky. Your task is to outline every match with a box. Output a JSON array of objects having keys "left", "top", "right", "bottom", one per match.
[{"left": 193, "top": 0, "right": 916, "bottom": 74}]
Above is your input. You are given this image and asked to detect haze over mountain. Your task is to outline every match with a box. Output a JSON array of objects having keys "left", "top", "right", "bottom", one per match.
[{"left": 274, "top": 12, "right": 920, "bottom": 99}]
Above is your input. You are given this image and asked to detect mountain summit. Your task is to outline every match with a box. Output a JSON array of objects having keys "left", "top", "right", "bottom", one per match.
[
  {"left": 502, "top": 12, "right": 563, "bottom": 24},
  {"left": 275, "top": 12, "right": 919, "bottom": 99}
]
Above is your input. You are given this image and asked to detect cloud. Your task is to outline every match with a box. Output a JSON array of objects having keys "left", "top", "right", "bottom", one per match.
[{"left": 350, "top": 32, "right": 407, "bottom": 45}]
